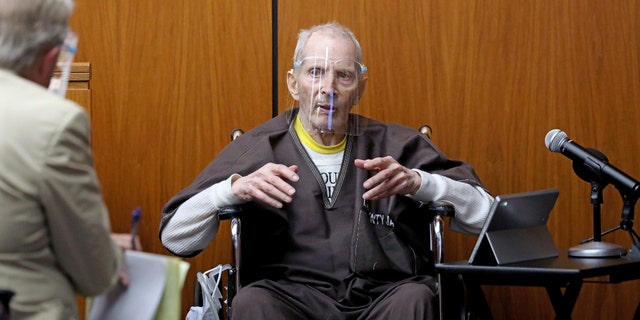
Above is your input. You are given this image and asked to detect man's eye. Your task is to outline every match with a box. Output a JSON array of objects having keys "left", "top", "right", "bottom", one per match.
[
  {"left": 338, "top": 71, "right": 354, "bottom": 80},
  {"left": 309, "top": 68, "right": 324, "bottom": 77}
]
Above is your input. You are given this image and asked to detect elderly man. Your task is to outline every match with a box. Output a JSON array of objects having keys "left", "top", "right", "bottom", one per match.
[
  {"left": 161, "top": 22, "right": 493, "bottom": 320},
  {"left": 0, "top": 1, "right": 124, "bottom": 319}
]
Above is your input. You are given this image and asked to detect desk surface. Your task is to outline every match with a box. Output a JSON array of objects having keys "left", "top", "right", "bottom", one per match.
[{"left": 436, "top": 251, "right": 640, "bottom": 285}]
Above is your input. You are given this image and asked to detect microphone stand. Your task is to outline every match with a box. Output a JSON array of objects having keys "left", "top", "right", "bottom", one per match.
[
  {"left": 568, "top": 181, "right": 627, "bottom": 258},
  {"left": 620, "top": 193, "right": 640, "bottom": 257}
]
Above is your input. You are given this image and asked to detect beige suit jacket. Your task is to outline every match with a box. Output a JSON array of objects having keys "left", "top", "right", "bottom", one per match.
[{"left": 0, "top": 69, "right": 122, "bottom": 320}]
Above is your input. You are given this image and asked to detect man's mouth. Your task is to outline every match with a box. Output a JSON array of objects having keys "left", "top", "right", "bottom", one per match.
[{"left": 316, "top": 104, "right": 335, "bottom": 113}]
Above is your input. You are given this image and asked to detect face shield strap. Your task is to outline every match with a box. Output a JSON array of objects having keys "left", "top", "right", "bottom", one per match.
[
  {"left": 292, "top": 58, "right": 367, "bottom": 76},
  {"left": 48, "top": 31, "right": 78, "bottom": 97}
]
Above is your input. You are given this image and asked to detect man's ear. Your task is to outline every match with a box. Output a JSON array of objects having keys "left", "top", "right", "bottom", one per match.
[
  {"left": 287, "top": 69, "right": 300, "bottom": 101},
  {"left": 25, "top": 45, "right": 60, "bottom": 87}
]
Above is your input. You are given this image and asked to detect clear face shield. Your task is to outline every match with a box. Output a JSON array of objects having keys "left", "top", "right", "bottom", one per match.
[
  {"left": 48, "top": 31, "right": 78, "bottom": 97},
  {"left": 289, "top": 53, "right": 368, "bottom": 136}
]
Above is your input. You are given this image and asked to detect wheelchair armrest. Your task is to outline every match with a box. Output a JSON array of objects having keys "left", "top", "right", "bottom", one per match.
[
  {"left": 218, "top": 205, "right": 242, "bottom": 220},
  {"left": 421, "top": 201, "right": 455, "bottom": 264},
  {"left": 0, "top": 289, "right": 13, "bottom": 320},
  {"left": 424, "top": 201, "right": 455, "bottom": 218}
]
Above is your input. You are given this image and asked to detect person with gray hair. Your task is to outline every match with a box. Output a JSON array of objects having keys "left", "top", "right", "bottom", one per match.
[
  {"left": 0, "top": 0, "right": 124, "bottom": 319},
  {"left": 161, "top": 21, "right": 493, "bottom": 320}
]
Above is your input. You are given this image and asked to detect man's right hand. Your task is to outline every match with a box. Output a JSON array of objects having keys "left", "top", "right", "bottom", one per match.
[{"left": 231, "top": 163, "right": 299, "bottom": 208}]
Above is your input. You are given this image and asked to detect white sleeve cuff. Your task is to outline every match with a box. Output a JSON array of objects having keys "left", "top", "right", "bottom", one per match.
[
  {"left": 208, "top": 174, "right": 243, "bottom": 208},
  {"left": 409, "top": 169, "right": 447, "bottom": 200},
  {"left": 407, "top": 169, "right": 494, "bottom": 234}
]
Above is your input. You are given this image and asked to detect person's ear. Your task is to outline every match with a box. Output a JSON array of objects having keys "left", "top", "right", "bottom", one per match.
[
  {"left": 287, "top": 69, "right": 300, "bottom": 101},
  {"left": 25, "top": 45, "right": 60, "bottom": 87}
]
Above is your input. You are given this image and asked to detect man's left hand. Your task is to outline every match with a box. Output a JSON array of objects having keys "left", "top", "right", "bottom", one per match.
[{"left": 355, "top": 156, "right": 421, "bottom": 200}]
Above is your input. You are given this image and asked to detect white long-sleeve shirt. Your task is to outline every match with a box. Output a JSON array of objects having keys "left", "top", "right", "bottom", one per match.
[{"left": 161, "top": 170, "right": 493, "bottom": 256}]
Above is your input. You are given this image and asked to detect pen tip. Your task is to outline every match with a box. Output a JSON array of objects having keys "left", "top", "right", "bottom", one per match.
[{"left": 132, "top": 206, "right": 141, "bottom": 219}]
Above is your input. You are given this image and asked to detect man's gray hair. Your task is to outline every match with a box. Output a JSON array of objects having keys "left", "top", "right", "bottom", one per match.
[
  {"left": 0, "top": 0, "right": 74, "bottom": 76},
  {"left": 292, "top": 22, "right": 363, "bottom": 66}
]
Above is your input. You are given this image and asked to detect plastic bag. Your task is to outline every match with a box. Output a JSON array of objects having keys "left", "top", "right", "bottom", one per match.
[{"left": 186, "top": 264, "right": 231, "bottom": 320}]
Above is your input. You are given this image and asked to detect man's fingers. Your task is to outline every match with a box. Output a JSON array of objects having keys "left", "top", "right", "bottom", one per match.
[
  {"left": 232, "top": 163, "right": 299, "bottom": 208},
  {"left": 250, "top": 187, "right": 287, "bottom": 208},
  {"left": 363, "top": 179, "right": 401, "bottom": 200},
  {"left": 358, "top": 157, "right": 421, "bottom": 199}
]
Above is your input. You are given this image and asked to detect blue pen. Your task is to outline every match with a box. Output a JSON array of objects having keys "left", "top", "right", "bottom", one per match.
[{"left": 130, "top": 206, "right": 141, "bottom": 250}]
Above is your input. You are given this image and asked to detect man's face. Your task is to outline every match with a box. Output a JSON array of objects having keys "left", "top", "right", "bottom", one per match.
[{"left": 288, "top": 31, "right": 365, "bottom": 135}]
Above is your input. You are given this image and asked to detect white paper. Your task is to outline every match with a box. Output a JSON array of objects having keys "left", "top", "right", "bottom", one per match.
[{"left": 88, "top": 250, "right": 167, "bottom": 320}]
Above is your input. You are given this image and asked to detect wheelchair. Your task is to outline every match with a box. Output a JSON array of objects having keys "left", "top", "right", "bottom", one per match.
[
  {"left": 0, "top": 289, "right": 13, "bottom": 320},
  {"left": 194, "top": 126, "right": 471, "bottom": 320}
]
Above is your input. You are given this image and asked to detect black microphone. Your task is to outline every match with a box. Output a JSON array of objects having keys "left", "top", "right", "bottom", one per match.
[
  {"left": 545, "top": 129, "right": 640, "bottom": 198},
  {"left": 572, "top": 148, "right": 609, "bottom": 186}
]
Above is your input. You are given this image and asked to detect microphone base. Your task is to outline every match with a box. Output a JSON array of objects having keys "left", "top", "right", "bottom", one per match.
[{"left": 568, "top": 241, "right": 627, "bottom": 258}]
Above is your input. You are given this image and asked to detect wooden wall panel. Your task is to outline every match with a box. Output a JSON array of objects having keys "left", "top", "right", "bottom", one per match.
[
  {"left": 68, "top": 0, "right": 640, "bottom": 318},
  {"left": 69, "top": 0, "right": 272, "bottom": 316}
]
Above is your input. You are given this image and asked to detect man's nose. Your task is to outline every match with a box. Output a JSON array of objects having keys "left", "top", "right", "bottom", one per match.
[{"left": 320, "top": 73, "right": 336, "bottom": 95}]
